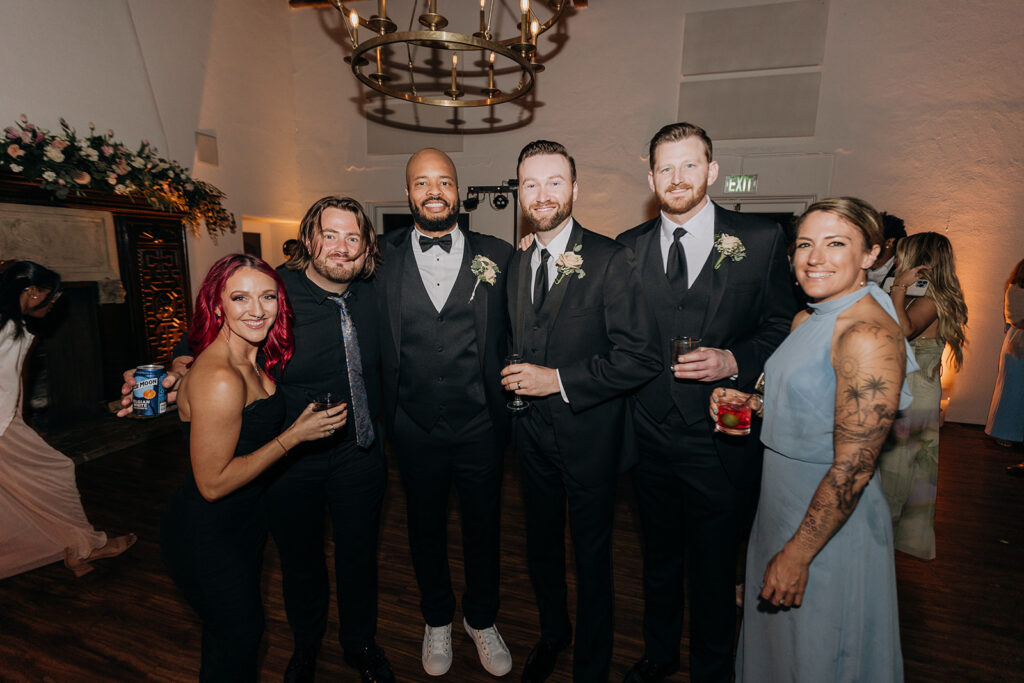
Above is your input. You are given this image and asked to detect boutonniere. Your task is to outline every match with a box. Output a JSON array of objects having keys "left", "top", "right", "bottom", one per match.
[
  {"left": 554, "top": 244, "right": 586, "bottom": 285},
  {"left": 713, "top": 233, "right": 746, "bottom": 270},
  {"left": 469, "top": 254, "right": 500, "bottom": 302}
]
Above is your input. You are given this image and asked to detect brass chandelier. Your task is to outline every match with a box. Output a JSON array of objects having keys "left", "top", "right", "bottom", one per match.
[{"left": 327, "top": 0, "right": 570, "bottom": 108}]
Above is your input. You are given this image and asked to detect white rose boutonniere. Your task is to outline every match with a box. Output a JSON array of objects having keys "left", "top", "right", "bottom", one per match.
[
  {"left": 469, "top": 254, "right": 501, "bottom": 302},
  {"left": 554, "top": 244, "right": 586, "bottom": 285},
  {"left": 713, "top": 233, "right": 746, "bottom": 270}
]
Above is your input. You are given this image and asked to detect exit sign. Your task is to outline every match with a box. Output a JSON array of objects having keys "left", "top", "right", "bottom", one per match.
[{"left": 723, "top": 174, "right": 758, "bottom": 193}]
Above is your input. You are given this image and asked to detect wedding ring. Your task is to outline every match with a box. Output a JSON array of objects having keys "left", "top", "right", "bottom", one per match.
[
  {"left": 517, "top": 382, "right": 522, "bottom": 390},
  {"left": 328, "top": 428, "right": 335, "bottom": 435}
]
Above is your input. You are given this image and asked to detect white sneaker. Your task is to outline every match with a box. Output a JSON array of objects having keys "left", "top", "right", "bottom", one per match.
[
  {"left": 422, "top": 623, "right": 453, "bottom": 676},
  {"left": 463, "top": 618, "right": 513, "bottom": 676}
]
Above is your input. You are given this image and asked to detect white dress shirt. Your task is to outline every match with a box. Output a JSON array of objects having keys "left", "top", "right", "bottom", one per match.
[
  {"left": 659, "top": 198, "right": 716, "bottom": 287},
  {"left": 411, "top": 226, "right": 464, "bottom": 312}
]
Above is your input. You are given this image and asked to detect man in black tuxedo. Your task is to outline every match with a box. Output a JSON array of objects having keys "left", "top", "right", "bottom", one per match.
[
  {"left": 866, "top": 211, "right": 907, "bottom": 293},
  {"left": 617, "top": 123, "right": 798, "bottom": 683},
  {"left": 501, "top": 140, "right": 661, "bottom": 683},
  {"left": 376, "top": 148, "right": 514, "bottom": 678}
]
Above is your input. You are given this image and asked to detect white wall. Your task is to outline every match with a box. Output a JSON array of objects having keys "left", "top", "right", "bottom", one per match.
[{"left": 1, "top": 0, "right": 1021, "bottom": 423}]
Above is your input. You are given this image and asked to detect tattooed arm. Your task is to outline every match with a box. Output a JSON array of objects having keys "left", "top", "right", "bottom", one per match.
[{"left": 759, "top": 312, "right": 906, "bottom": 608}]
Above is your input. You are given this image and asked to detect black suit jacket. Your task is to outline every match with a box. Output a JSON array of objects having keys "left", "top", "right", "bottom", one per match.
[
  {"left": 376, "top": 226, "right": 513, "bottom": 438},
  {"left": 507, "top": 221, "right": 661, "bottom": 485},
  {"left": 617, "top": 204, "right": 797, "bottom": 491}
]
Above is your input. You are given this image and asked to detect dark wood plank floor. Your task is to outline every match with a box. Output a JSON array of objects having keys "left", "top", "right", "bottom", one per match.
[{"left": 1, "top": 423, "right": 1022, "bottom": 682}]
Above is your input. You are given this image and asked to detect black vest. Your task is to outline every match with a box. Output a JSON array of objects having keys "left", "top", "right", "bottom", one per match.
[
  {"left": 398, "top": 253, "right": 488, "bottom": 432},
  {"left": 517, "top": 268, "right": 559, "bottom": 424},
  {"left": 637, "top": 234, "right": 717, "bottom": 424}
]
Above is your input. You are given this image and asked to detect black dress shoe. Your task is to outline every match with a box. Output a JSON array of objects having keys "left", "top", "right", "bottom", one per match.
[
  {"left": 521, "top": 634, "right": 571, "bottom": 683},
  {"left": 1008, "top": 462, "right": 1024, "bottom": 477},
  {"left": 343, "top": 642, "right": 396, "bottom": 683},
  {"left": 284, "top": 645, "right": 318, "bottom": 683},
  {"left": 622, "top": 657, "right": 680, "bottom": 683}
]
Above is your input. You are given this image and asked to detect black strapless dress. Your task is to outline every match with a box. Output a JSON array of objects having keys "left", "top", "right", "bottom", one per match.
[{"left": 160, "top": 391, "right": 285, "bottom": 682}]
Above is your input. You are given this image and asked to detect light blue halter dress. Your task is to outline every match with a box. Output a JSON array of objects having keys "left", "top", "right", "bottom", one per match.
[{"left": 736, "top": 283, "right": 917, "bottom": 683}]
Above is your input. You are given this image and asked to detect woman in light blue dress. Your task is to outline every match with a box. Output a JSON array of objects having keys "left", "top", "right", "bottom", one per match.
[
  {"left": 985, "top": 258, "right": 1024, "bottom": 464},
  {"left": 714, "top": 198, "right": 917, "bottom": 682}
]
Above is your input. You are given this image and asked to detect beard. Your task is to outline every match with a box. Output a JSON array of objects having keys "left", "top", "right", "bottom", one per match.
[
  {"left": 657, "top": 178, "right": 708, "bottom": 217},
  {"left": 310, "top": 249, "right": 364, "bottom": 284},
  {"left": 526, "top": 199, "right": 573, "bottom": 233},
  {"left": 409, "top": 196, "right": 460, "bottom": 234}
]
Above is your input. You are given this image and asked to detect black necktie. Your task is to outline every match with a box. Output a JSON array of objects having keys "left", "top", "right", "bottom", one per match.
[
  {"left": 419, "top": 234, "right": 453, "bottom": 253},
  {"left": 666, "top": 226, "right": 688, "bottom": 288},
  {"left": 534, "top": 248, "right": 550, "bottom": 313}
]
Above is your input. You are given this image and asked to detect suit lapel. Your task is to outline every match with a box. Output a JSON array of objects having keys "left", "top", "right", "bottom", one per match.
[
  {"left": 464, "top": 232, "right": 489, "bottom": 375},
  {"left": 511, "top": 246, "right": 532, "bottom": 354},
  {"left": 384, "top": 230, "right": 409, "bottom": 363},
  {"left": 539, "top": 222, "right": 582, "bottom": 331},
  {"left": 701, "top": 206, "right": 731, "bottom": 337}
]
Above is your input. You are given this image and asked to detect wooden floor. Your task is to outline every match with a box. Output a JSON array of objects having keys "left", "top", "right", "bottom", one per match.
[{"left": 1, "top": 423, "right": 1022, "bottom": 682}]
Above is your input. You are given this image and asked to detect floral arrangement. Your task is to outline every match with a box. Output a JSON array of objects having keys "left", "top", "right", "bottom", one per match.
[
  {"left": 554, "top": 243, "right": 585, "bottom": 284},
  {"left": 0, "top": 115, "right": 235, "bottom": 236},
  {"left": 713, "top": 233, "right": 746, "bottom": 270},
  {"left": 469, "top": 254, "right": 500, "bottom": 302}
]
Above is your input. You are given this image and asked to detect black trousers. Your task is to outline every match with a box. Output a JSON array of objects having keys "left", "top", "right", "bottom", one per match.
[
  {"left": 517, "top": 410, "right": 617, "bottom": 683},
  {"left": 392, "top": 406, "right": 503, "bottom": 628},
  {"left": 632, "top": 402, "right": 741, "bottom": 683},
  {"left": 265, "top": 436, "right": 387, "bottom": 653}
]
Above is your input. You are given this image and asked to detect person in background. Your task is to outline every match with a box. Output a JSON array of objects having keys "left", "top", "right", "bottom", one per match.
[
  {"left": 0, "top": 261, "right": 135, "bottom": 579},
  {"left": 282, "top": 239, "right": 300, "bottom": 267},
  {"left": 866, "top": 211, "right": 907, "bottom": 292},
  {"left": 161, "top": 253, "right": 345, "bottom": 681},
  {"left": 985, "top": 258, "right": 1024, "bottom": 474},
  {"left": 723, "top": 197, "right": 915, "bottom": 683},
  {"left": 879, "top": 231, "right": 968, "bottom": 559}
]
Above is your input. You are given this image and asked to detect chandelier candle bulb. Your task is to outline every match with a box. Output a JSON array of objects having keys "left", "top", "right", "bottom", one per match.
[
  {"left": 531, "top": 19, "right": 539, "bottom": 45},
  {"left": 521, "top": 0, "right": 529, "bottom": 45},
  {"left": 480, "top": 0, "right": 486, "bottom": 33},
  {"left": 348, "top": 10, "right": 359, "bottom": 46},
  {"left": 451, "top": 53, "right": 458, "bottom": 93},
  {"left": 488, "top": 51, "right": 495, "bottom": 88}
]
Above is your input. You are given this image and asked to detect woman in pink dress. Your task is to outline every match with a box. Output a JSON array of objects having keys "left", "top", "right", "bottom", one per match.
[{"left": 0, "top": 260, "right": 135, "bottom": 579}]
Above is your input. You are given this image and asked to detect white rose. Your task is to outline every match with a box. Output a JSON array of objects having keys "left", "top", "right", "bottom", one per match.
[
  {"left": 558, "top": 252, "right": 583, "bottom": 269},
  {"left": 42, "top": 170, "right": 57, "bottom": 181},
  {"left": 719, "top": 235, "right": 741, "bottom": 250},
  {"left": 43, "top": 147, "right": 65, "bottom": 163},
  {"left": 81, "top": 147, "right": 99, "bottom": 161},
  {"left": 10, "top": 163, "right": 23, "bottom": 173}
]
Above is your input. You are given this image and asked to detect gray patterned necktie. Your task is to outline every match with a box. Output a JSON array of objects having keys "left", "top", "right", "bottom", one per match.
[{"left": 327, "top": 292, "right": 374, "bottom": 448}]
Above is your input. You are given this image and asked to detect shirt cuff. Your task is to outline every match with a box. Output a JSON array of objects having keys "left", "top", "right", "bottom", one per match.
[
  {"left": 556, "top": 369, "right": 570, "bottom": 404},
  {"left": 725, "top": 349, "right": 738, "bottom": 381}
]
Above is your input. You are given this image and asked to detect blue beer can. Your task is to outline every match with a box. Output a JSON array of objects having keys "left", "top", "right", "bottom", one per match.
[{"left": 133, "top": 364, "right": 167, "bottom": 417}]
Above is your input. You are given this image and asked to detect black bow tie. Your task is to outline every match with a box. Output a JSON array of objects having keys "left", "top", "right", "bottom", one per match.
[{"left": 419, "top": 234, "right": 453, "bottom": 253}]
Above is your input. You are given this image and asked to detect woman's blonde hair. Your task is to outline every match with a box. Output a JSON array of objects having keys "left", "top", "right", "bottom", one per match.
[{"left": 895, "top": 232, "right": 968, "bottom": 371}]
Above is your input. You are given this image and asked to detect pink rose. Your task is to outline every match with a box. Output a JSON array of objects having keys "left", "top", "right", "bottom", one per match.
[
  {"left": 18, "top": 114, "right": 28, "bottom": 123},
  {"left": 4, "top": 126, "right": 19, "bottom": 140},
  {"left": 6, "top": 144, "right": 24, "bottom": 158},
  {"left": 107, "top": 172, "right": 118, "bottom": 185},
  {"left": 50, "top": 138, "right": 69, "bottom": 150},
  {"left": 101, "top": 145, "right": 114, "bottom": 156},
  {"left": 73, "top": 171, "right": 91, "bottom": 185}
]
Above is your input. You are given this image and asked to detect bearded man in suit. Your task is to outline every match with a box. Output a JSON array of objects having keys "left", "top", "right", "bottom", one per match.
[
  {"left": 617, "top": 122, "right": 798, "bottom": 683},
  {"left": 501, "top": 140, "right": 660, "bottom": 683},
  {"left": 376, "top": 148, "right": 514, "bottom": 678}
]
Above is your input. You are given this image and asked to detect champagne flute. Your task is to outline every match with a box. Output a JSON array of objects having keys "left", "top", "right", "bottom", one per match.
[{"left": 505, "top": 354, "right": 529, "bottom": 414}]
